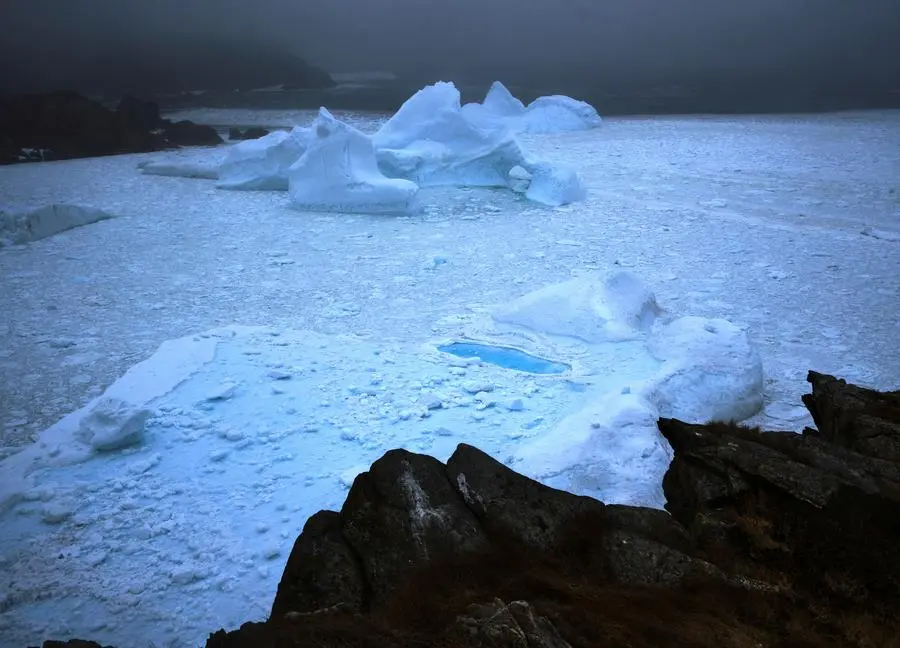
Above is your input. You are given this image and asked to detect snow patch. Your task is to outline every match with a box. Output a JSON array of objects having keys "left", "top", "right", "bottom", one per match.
[{"left": 0, "top": 204, "right": 115, "bottom": 247}]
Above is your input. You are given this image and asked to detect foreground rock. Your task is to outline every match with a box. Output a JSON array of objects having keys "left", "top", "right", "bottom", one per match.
[
  {"left": 0, "top": 92, "right": 222, "bottom": 164},
  {"left": 41, "top": 372, "right": 900, "bottom": 647}
]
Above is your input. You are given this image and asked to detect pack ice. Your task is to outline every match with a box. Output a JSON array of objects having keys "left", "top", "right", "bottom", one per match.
[
  {"left": 217, "top": 127, "right": 310, "bottom": 190},
  {"left": 288, "top": 108, "right": 419, "bottom": 214}
]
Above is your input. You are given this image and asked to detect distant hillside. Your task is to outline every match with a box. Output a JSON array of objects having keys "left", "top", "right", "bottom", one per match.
[{"left": 0, "top": 40, "right": 335, "bottom": 98}]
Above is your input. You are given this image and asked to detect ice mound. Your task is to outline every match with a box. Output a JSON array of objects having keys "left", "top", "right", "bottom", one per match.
[
  {"left": 523, "top": 162, "right": 587, "bottom": 207},
  {"left": 217, "top": 127, "right": 310, "bottom": 191},
  {"left": 288, "top": 108, "right": 419, "bottom": 214},
  {"left": 0, "top": 204, "right": 115, "bottom": 246},
  {"left": 373, "top": 81, "right": 529, "bottom": 188},
  {"left": 493, "top": 271, "right": 662, "bottom": 343},
  {"left": 514, "top": 391, "right": 672, "bottom": 509},
  {"left": 644, "top": 316, "right": 764, "bottom": 423},
  {"left": 517, "top": 95, "right": 603, "bottom": 134},
  {"left": 75, "top": 397, "right": 152, "bottom": 452}
]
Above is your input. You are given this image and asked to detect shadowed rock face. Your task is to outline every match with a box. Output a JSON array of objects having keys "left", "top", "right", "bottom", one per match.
[
  {"left": 39, "top": 372, "right": 900, "bottom": 648},
  {"left": 0, "top": 92, "right": 222, "bottom": 164}
]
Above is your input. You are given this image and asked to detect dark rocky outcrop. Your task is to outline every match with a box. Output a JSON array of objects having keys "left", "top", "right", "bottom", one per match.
[
  {"left": 39, "top": 371, "right": 900, "bottom": 647},
  {"left": 228, "top": 127, "right": 270, "bottom": 141},
  {"left": 0, "top": 92, "right": 222, "bottom": 164}
]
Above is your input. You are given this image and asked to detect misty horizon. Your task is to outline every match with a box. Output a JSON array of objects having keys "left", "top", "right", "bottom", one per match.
[{"left": 2, "top": 0, "right": 899, "bottom": 94}]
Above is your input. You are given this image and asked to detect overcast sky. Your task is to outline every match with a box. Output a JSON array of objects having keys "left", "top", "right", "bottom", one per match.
[{"left": 2, "top": 0, "right": 899, "bottom": 86}]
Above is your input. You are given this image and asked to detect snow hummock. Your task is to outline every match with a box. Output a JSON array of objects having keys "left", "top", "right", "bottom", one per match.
[
  {"left": 0, "top": 204, "right": 115, "bottom": 246},
  {"left": 288, "top": 108, "right": 419, "bottom": 214},
  {"left": 492, "top": 271, "right": 662, "bottom": 343},
  {"left": 217, "top": 127, "right": 310, "bottom": 191},
  {"left": 517, "top": 95, "right": 603, "bottom": 134},
  {"left": 374, "top": 81, "right": 530, "bottom": 189}
]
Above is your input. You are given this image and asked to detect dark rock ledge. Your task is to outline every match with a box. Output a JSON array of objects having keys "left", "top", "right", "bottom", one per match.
[
  {"left": 34, "top": 371, "right": 900, "bottom": 647},
  {"left": 1, "top": 92, "right": 222, "bottom": 165}
]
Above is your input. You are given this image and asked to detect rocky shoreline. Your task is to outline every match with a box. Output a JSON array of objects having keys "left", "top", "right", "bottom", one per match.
[
  {"left": 1, "top": 93, "right": 222, "bottom": 165},
  {"left": 32, "top": 371, "right": 900, "bottom": 647}
]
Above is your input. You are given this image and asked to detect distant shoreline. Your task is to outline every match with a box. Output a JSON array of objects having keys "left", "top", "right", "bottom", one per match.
[{"left": 156, "top": 81, "right": 900, "bottom": 118}]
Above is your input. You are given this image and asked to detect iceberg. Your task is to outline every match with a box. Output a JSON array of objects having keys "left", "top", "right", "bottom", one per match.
[{"left": 288, "top": 108, "right": 419, "bottom": 214}]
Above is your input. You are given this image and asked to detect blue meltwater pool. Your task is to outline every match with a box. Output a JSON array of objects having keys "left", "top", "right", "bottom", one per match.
[{"left": 438, "top": 342, "right": 570, "bottom": 374}]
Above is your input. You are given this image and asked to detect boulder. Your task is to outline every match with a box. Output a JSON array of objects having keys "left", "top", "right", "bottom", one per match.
[
  {"left": 270, "top": 510, "right": 364, "bottom": 618},
  {"left": 161, "top": 119, "right": 223, "bottom": 147},
  {"left": 227, "top": 127, "right": 270, "bottom": 141},
  {"left": 802, "top": 370, "right": 900, "bottom": 460}
]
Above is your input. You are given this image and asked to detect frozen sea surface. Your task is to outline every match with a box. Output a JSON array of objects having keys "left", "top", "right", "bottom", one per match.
[
  {"left": 2, "top": 110, "right": 897, "bottom": 446},
  {"left": 0, "top": 109, "right": 899, "bottom": 648}
]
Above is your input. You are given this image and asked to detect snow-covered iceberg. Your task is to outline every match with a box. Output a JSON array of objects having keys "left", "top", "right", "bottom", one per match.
[
  {"left": 0, "top": 204, "right": 115, "bottom": 246},
  {"left": 374, "top": 81, "right": 529, "bottom": 188},
  {"left": 217, "top": 127, "right": 310, "bottom": 191},
  {"left": 373, "top": 81, "right": 588, "bottom": 205},
  {"left": 288, "top": 108, "right": 419, "bottom": 214}
]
